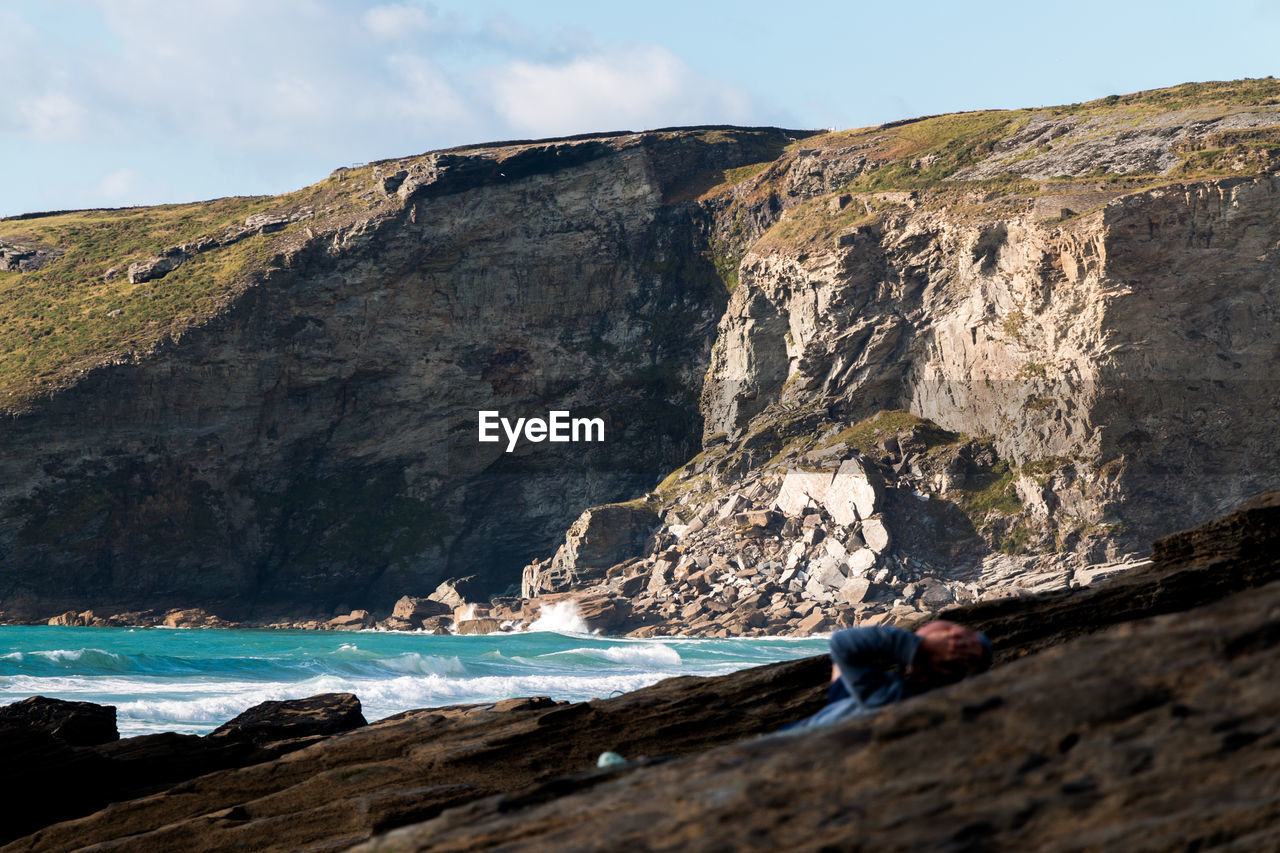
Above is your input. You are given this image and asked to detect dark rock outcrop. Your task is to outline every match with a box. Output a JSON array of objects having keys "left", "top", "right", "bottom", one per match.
[
  {"left": 0, "top": 695, "right": 118, "bottom": 746},
  {"left": 0, "top": 694, "right": 348, "bottom": 845},
  {"left": 208, "top": 693, "right": 366, "bottom": 746}
]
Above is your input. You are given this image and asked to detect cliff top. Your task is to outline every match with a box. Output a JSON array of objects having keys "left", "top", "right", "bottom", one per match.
[{"left": 2, "top": 79, "right": 1278, "bottom": 412}]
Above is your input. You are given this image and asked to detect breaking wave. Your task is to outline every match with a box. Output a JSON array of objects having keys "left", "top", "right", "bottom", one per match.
[{"left": 0, "top": 625, "right": 827, "bottom": 736}]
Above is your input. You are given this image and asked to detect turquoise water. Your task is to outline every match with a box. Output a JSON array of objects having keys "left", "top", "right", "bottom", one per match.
[{"left": 0, "top": 625, "right": 827, "bottom": 736}]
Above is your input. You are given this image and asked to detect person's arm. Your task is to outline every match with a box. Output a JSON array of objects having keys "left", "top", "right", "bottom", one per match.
[{"left": 828, "top": 626, "right": 922, "bottom": 706}]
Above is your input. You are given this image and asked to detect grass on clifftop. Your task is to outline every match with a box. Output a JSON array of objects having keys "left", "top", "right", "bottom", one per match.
[{"left": 0, "top": 169, "right": 379, "bottom": 411}]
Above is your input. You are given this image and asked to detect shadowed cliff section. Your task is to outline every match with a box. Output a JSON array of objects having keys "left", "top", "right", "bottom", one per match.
[
  {"left": 7, "top": 492, "right": 1280, "bottom": 851},
  {"left": 0, "top": 127, "right": 810, "bottom": 619}
]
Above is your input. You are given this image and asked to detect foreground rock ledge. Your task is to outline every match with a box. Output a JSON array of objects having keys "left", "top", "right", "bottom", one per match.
[{"left": 7, "top": 492, "right": 1280, "bottom": 852}]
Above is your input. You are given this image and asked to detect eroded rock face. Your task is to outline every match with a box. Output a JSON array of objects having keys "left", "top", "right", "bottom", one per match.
[
  {"left": 524, "top": 502, "right": 660, "bottom": 597},
  {"left": 0, "top": 129, "right": 796, "bottom": 618},
  {"left": 702, "top": 175, "right": 1280, "bottom": 553}
]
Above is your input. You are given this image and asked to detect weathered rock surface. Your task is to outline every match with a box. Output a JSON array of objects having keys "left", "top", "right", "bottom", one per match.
[
  {"left": 0, "top": 128, "right": 800, "bottom": 619},
  {"left": 3, "top": 84, "right": 1279, "bottom": 635},
  {"left": 523, "top": 502, "right": 660, "bottom": 597},
  {"left": 0, "top": 696, "right": 118, "bottom": 747},
  {"left": 363, "top": 561, "right": 1280, "bottom": 850},
  {"left": 0, "top": 694, "right": 347, "bottom": 845},
  {"left": 208, "top": 693, "right": 366, "bottom": 746},
  {"left": 9, "top": 492, "right": 1280, "bottom": 852}
]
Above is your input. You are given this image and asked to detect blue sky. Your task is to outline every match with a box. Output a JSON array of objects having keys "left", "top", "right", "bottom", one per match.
[{"left": 1, "top": 0, "right": 1276, "bottom": 216}]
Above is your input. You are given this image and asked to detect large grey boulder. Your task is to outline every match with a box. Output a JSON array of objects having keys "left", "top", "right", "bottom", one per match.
[
  {"left": 824, "top": 457, "right": 884, "bottom": 526},
  {"left": 525, "top": 503, "right": 660, "bottom": 597}
]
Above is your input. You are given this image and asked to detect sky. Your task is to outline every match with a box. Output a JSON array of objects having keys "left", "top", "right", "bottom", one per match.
[{"left": 1, "top": 0, "right": 1277, "bottom": 217}]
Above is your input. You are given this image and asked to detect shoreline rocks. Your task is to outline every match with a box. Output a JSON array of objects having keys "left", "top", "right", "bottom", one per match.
[{"left": 5, "top": 492, "right": 1280, "bottom": 851}]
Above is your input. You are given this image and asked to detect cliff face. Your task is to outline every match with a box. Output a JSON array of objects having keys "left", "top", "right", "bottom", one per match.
[
  {"left": 521, "top": 85, "right": 1280, "bottom": 636},
  {"left": 0, "top": 130, "right": 798, "bottom": 617},
  {"left": 3, "top": 80, "right": 1280, "bottom": 621},
  {"left": 703, "top": 175, "right": 1280, "bottom": 550}
]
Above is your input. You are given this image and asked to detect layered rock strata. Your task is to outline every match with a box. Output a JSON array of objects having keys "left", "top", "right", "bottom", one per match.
[
  {"left": 3, "top": 83, "right": 1280, "bottom": 621},
  {"left": 530, "top": 90, "right": 1280, "bottom": 634},
  {"left": 0, "top": 129, "right": 799, "bottom": 618}
]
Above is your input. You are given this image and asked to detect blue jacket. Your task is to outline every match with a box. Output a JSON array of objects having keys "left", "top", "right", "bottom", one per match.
[{"left": 789, "top": 626, "right": 925, "bottom": 730}]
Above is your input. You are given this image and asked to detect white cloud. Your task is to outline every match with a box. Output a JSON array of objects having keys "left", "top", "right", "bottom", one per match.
[
  {"left": 19, "top": 93, "right": 87, "bottom": 140},
  {"left": 363, "top": 3, "right": 435, "bottom": 40},
  {"left": 0, "top": 2, "right": 771, "bottom": 213},
  {"left": 386, "top": 54, "right": 475, "bottom": 124},
  {"left": 95, "top": 168, "right": 141, "bottom": 200},
  {"left": 491, "top": 45, "right": 755, "bottom": 136}
]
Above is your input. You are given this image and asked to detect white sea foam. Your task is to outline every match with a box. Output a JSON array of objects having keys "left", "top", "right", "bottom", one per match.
[
  {"left": 547, "top": 644, "right": 682, "bottom": 668},
  {"left": 34, "top": 648, "right": 93, "bottom": 662},
  {"left": 526, "top": 601, "right": 591, "bottom": 634}
]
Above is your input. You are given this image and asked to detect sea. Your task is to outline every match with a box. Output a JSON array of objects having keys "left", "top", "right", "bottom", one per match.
[{"left": 0, "top": 605, "right": 827, "bottom": 736}]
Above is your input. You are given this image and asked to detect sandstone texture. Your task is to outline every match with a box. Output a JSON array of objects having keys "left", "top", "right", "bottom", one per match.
[{"left": 6, "top": 492, "right": 1280, "bottom": 851}]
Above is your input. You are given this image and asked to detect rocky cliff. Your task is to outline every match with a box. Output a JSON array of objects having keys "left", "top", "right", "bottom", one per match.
[
  {"left": 3, "top": 79, "right": 1280, "bottom": 621},
  {"left": 521, "top": 80, "right": 1280, "bottom": 636},
  {"left": 0, "top": 128, "right": 802, "bottom": 618}
]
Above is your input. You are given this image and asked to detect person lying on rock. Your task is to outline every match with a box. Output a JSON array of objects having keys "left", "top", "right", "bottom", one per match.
[{"left": 785, "top": 621, "right": 993, "bottom": 730}]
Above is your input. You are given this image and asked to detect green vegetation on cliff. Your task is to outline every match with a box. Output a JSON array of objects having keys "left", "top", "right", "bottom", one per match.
[{"left": 0, "top": 169, "right": 383, "bottom": 411}]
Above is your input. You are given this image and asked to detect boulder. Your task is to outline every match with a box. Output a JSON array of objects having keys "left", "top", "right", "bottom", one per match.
[
  {"left": 326, "top": 610, "right": 372, "bottom": 630},
  {"left": 797, "top": 611, "right": 829, "bottom": 634},
  {"left": 836, "top": 576, "right": 873, "bottom": 605},
  {"left": 846, "top": 547, "right": 878, "bottom": 574},
  {"left": 861, "top": 517, "right": 892, "bottom": 553},
  {"left": 774, "top": 470, "right": 835, "bottom": 517},
  {"left": 126, "top": 250, "right": 186, "bottom": 283},
  {"left": 917, "top": 578, "right": 956, "bottom": 609},
  {"left": 734, "top": 509, "right": 780, "bottom": 532},
  {"left": 0, "top": 696, "right": 118, "bottom": 746},
  {"left": 647, "top": 560, "right": 673, "bottom": 596},
  {"left": 573, "top": 594, "right": 634, "bottom": 633},
  {"left": 420, "top": 615, "right": 454, "bottom": 634},
  {"left": 391, "top": 596, "right": 450, "bottom": 622},
  {"left": 526, "top": 503, "right": 660, "bottom": 597},
  {"left": 454, "top": 618, "right": 502, "bottom": 635},
  {"left": 454, "top": 605, "right": 490, "bottom": 622},
  {"left": 824, "top": 457, "right": 884, "bottom": 525},
  {"left": 808, "top": 554, "right": 847, "bottom": 589},
  {"left": 208, "top": 693, "right": 366, "bottom": 746},
  {"left": 716, "top": 493, "right": 743, "bottom": 521},
  {"left": 163, "top": 608, "right": 225, "bottom": 628},
  {"left": 619, "top": 573, "right": 648, "bottom": 597},
  {"left": 428, "top": 576, "right": 483, "bottom": 610}
]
